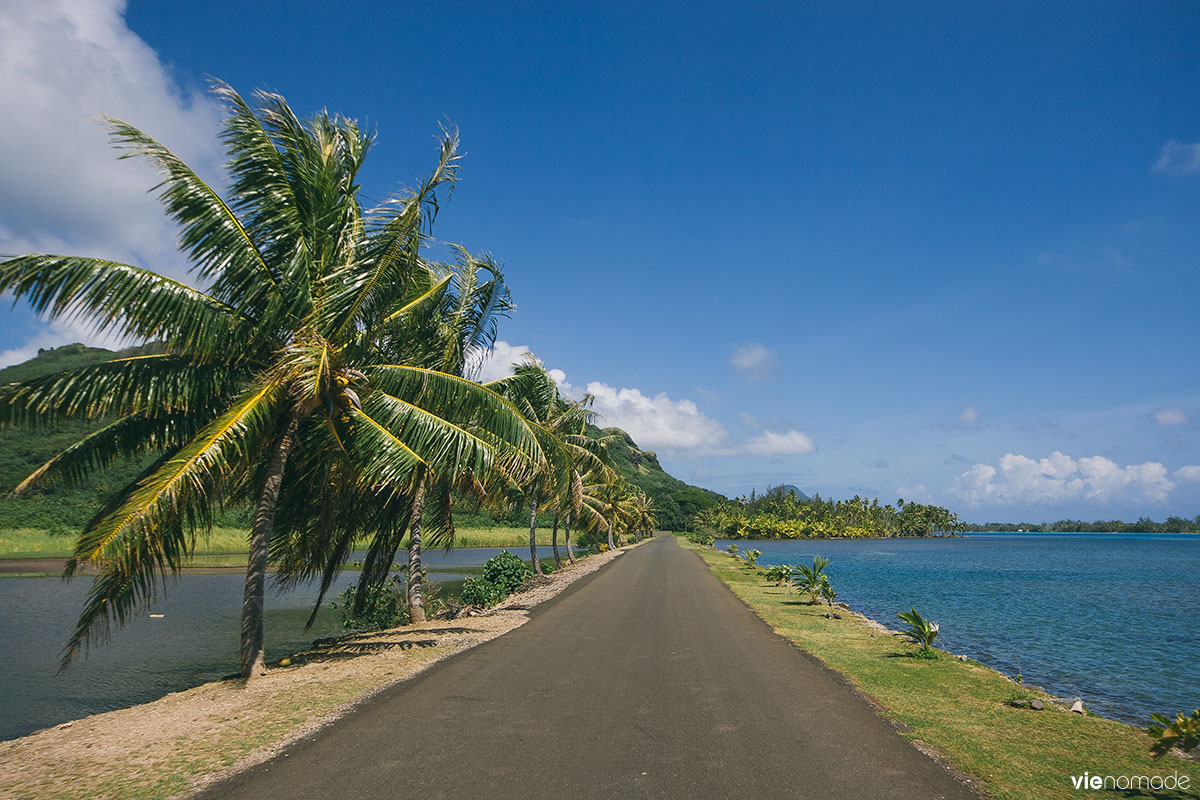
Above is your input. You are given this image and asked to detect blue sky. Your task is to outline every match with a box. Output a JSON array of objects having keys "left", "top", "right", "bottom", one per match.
[{"left": 1, "top": 1, "right": 1199, "bottom": 521}]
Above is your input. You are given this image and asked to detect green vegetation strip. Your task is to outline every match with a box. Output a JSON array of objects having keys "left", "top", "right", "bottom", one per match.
[
  {"left": 0, "top": 527, "right": 545, "bottom": 560},
  {"left": 680, "top": 537, "right": 1200, "bottom": 800}
]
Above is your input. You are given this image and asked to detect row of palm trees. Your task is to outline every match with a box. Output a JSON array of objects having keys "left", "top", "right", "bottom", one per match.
[{"left": 0, "top": 82, "right": 654, "bottom": 679}]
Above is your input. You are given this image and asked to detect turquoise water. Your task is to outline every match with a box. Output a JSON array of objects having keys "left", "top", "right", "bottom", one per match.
[
  {"left": 0, "top": 546, "right": 561, "bottom": 741},
  {"left": 717, "top": 533, "right": 1200, "bottom": 725}
]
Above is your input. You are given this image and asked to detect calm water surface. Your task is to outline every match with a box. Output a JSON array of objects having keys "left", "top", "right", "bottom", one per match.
[
  {"left": 717, "top": 533, "right": 1199, "bottom": 724},
  {"left": 0, "top": 545, "right": 561, "bottom": 741}
]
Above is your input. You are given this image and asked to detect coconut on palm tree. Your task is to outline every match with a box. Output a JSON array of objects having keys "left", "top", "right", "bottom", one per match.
[{"left": 0, "top": 83, "right": 541, "bottom": 677}]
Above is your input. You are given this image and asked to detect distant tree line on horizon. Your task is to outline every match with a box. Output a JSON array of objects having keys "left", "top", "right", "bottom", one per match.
[
  {"left": 692, "top": 485, "right": 963, "bottom": 539},
  {"left": 958, "top": 516, "right": 1200, "bottom": 533}
]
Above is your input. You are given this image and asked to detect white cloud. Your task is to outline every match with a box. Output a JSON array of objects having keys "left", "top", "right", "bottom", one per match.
[
  {"left": 472, "top": 340, "right": 533, "bottom": 383},
  {"left": 0, "top": 0, "right": 222, "bottom": 358},
  {"left": 897, "top": 484, "right": 933, "bottom": 503},
  {"left": 960, "top": 405, "right": 979, "bottom": 425},
  {"left": 730, "top": 343, "right": 779, "bottom": 381},
  {"left": 1155, "top": 408, "right": 1188, "bottom": 427},
  {"left": 953, "top": 451, "right": 1177, "bottom": 506},
  {"left": 1175, "top": 465, "right": 1200, "bottom": 482},
  {"left": 576, "top": 381, "right": 727, "bottom": 452},
  {"left": 1154, "top": 141, "right": 1200, "bottom": 176},
  {"left": 476, "top": 341, "right": 728, "bottom": 453},
  {"left": 743, "top": 429, "right": 816, "bottom": 457}
]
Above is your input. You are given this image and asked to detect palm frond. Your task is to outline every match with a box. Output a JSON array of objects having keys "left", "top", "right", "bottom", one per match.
[
  {"left": 366, "top": 391, "right": 496, "bottom": 476},
  {"left": 104, "top": 116, "right": 277, "bottom": 297},
  {"left": 60, "top": 379, "right": 281, "bottom": 666},
  {"left": 10, "top": 408, "right": 207, "bottom": 495},
  {"left": 322, "top": 127, "right": 460, "bottom": 336},
  {"left": 0, "top": 355, "right": 236, "bottom": 427},
  {"left": 0, "top": 255, "right": 248, "bottom": 356},
  {"left": 368, "top": 365, "right": 543, "bottom": 467}
]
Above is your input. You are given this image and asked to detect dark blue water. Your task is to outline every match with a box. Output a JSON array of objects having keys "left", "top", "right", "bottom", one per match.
[
  {"left": 0, "top": 546, "right": 561, "bottom": 741},
  {"left": 718, "top": 533, "right": 1200, "bottom": 725}
]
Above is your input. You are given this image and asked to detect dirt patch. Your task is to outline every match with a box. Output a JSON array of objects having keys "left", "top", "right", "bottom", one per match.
[{"left": 0, "top": 544, "right": 637, "bottom": 800}]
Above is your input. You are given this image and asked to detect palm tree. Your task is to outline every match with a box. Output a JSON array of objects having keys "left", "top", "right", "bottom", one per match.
[
  {"left": 489, "top": 359, "right": 606, "bottom": 575},
  {"left": 794, "top": 555, "right": 830, "bottom": 604},
  {"left": 354, "top": 245, "right": 514, "bottom": 622},
  {"left": 624, "top": 490, "right": 657, "bottom": 541},
  {"left": 0, "top": 83, "right": 541, "bottom": 677},
  {"left": 579, "top": 472, "right": 631, "bottom": 551}
]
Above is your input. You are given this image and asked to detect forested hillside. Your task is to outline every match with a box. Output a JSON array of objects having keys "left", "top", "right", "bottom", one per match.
[{"left": 594, "top": 427, "right": 724, "bottom": 530}]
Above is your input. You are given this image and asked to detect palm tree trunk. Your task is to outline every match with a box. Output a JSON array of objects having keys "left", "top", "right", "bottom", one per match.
[
  {"left": 551, "top": 510, "right": 561, "bottom": 569},
  {"left": 606, "top": 515, "right": 615, "bottom": 550},
  {"left": 241, "top": 412, "right": 300, "bottom": 680},
  {"left": 565, "top": 511, "right": 575, "bottom": 564},
  {"left": 408, "top": 476, "right": 427, "bottom": 624},
  {"left": 529, "top": 491, "right": 542, "bottom": 575}
]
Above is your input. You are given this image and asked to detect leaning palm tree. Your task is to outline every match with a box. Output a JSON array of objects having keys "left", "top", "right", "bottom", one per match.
[
  {"left": 360, "top": 245, "right": 514, "bottom": 622},
  {"left": 624, "top": 490, "right": 657, "bottom": 541},
  {"left": 488, "top": 359, "right": 599, "bottom": 575},
  {"left": 0, "top": 82, "right": 541, "bottom": 677}
]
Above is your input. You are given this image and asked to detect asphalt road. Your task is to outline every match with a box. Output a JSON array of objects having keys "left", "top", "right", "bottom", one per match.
[{"left": 199, "top": 535, "right": 977, "bottom": 799}]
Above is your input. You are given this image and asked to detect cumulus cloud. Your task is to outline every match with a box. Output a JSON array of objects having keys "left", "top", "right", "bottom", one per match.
[
  {"left": 960, "top": 405, "right": 979, "bottom": 425},
  {"left": 730, "top": 343, "right": 779, "bottom": 381},
  {"left": 1175, "top": 465, "right": 1200, "bottom": 482},
  {"left": 472, "top": 340, "right": 533, "bottom": 383},
  {"left": 1155, "top": 408, "right": 1188, "bottom": 427},
  {"left": 953, "top": 451, "right": 1178, "bottom": 506},
  {"left": 574, "top": 381, "right": 728, "bottom": 452},
  {"left": 476, "top": 342, "right": 728, "bottom": 453},
  {"left": 743, "top": 429, "right": 816, "bottom": 457},
  {"left": 1154, "top": 141, "right": 1200, "bottom": 176},
  {"left": 0, "top": 0, "right": 223, "bottom": 364}
]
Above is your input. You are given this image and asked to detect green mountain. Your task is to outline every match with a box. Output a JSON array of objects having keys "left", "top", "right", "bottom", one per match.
[
  {"left": 595, "top": 427, "right": 725, "bottom": 530},
  {"left": 0, "top": 343, "right": 180, "bottom": 531},
  {"left": 0, "top": 344, "right": 724, "bottom": 533}
]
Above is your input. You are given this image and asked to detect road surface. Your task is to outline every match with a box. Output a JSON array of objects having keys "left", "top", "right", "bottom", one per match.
[{"left": 199, "top": 535, "right": 976, "bottom": 799}]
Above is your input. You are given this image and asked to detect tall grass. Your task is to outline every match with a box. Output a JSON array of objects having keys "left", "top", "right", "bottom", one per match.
[{"left": 0, "top": 527, "right": 541, "bottom": 559}]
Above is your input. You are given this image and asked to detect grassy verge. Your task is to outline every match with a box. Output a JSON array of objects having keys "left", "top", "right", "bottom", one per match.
[
  {"left": 679, "top": 537, "right": 1200, "bottom": 800},
  {"left": 1, "top": 526, "right": 557, "bottom": 560}
]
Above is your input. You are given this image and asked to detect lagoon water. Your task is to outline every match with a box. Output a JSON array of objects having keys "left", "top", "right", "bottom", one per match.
[
  {"left": 719, "top": 533, "right": 1199, "bottom": 725},
  {"left": 0, "top": 545, "right": 562, "bottom": 741}
]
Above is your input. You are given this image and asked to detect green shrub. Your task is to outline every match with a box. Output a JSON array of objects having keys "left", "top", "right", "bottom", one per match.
[
  {"left": 1148, "top": 710, "right": 1200, "bottom": 758},
  {"left": 334, "top": 576, "right": 408, "bottom": 631},
  {"left": 727, "top": 544, "right": 739, "bottom": 556},
  {"left": 481, "top": 550, "right": 533, "bottom": 592},
  {"left": 686, "top": 530, "right": 714, "bottom": 547},
  {"left": 460, "top": 576, "right": 507, "bottom": 607},
  {"left": 764, "top": 564, "right": 793, "bottom": 585},
  {"left": 819, "top": 574, "right": 837, "bottom": 610},
  {"left": 744, "top": 548, "right": 762, "bottom": 566}
]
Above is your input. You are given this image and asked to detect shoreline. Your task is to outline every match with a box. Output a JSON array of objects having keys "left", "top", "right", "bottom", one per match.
[
  {"left": 707, "top": 533, "right": 1196, "bottom": 727},
  {"left": 681, "top": 537, "right": 1200, "bottom": 799},
  {"left": 0, "top": 542, "right": 643, "bottom": 800}
]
